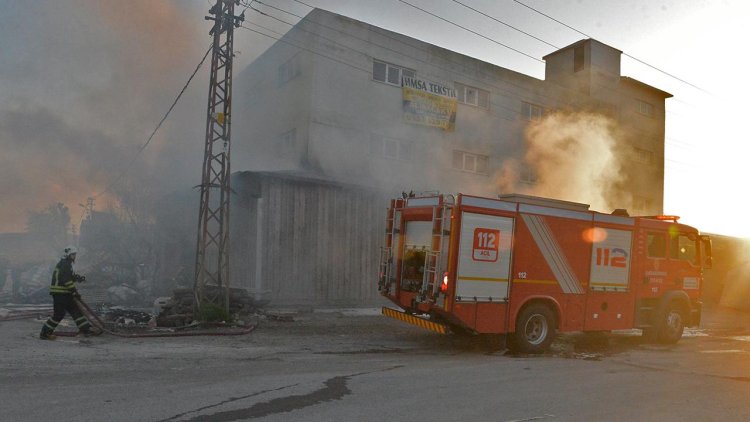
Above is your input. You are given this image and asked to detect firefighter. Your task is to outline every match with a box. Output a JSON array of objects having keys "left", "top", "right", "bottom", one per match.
[{"left": 39, "top": 246, "right": 94, "bottom": 340}]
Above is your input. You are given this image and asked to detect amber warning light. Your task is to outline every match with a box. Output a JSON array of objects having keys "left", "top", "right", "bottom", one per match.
[
  {"left": 441, "top": 272, "right": 449, "bottom": 293},
  {"left": 654, "top": 215, "right": 680, "bottom": 222}
]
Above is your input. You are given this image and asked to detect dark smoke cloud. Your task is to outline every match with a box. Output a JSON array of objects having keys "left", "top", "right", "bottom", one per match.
[{"left": 0, "top": 0, "right": 211, "bottom": 232}]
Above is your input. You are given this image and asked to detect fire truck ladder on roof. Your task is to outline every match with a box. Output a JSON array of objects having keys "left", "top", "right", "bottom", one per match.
[{"left": 419, "top": 198, "right": 452, "bottom": 303}]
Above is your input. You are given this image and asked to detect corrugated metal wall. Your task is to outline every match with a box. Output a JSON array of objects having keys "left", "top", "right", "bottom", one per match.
[{"left": 231, "top": 171, "right": 388, "bottom": 306}]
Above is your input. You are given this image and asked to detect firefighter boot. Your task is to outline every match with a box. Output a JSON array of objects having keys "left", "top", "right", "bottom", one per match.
[
  {"left": 39, "top": 326, "right": 57, "bottom": 340},
  {"left": 79, "top": 325, "right": 102, "bottom": 337}
]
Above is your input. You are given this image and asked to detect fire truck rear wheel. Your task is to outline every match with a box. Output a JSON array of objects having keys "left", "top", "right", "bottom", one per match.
[
  {"left": 510, "top": 304, "right": 556, "bottom": 354},
  {"left": 657, "top": 301, "right": 686, "bottom": 344}
]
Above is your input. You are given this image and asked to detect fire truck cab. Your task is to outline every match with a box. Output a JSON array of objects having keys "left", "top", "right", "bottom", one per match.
[{"left": 378, "top": 193, "right": 712, "bottom": 353}]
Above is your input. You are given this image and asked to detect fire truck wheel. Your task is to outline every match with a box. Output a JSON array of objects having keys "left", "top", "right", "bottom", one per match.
[
  {"left": 657, "top": 301, "right": 686, "bottom": 344},
  {"left": 510, "top": 304, "right": 556, "bottom": 354}
]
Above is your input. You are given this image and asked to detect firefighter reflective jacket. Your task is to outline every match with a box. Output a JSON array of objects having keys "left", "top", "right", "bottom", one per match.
[{"left": 49, "top": 258, "right": 82, "bottom": 295}]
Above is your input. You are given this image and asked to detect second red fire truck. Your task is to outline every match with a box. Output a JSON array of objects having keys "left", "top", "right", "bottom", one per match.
[{"left": 379, "top": 193, "right": 712, "bottom": 353}]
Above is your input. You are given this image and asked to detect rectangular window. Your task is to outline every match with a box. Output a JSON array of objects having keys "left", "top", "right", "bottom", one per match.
[
  {"left": 522, "top": 102, "right": 543, "bottom": 120},
  {"left": 371, "top": 134, "right": 412, "bottom": 161},
  {"left": 278, "top": 55, "right": 300, "bottom": 87},
  {"left": 373, "top": 59, "right": 414, "bottom": 86},
  {"left": 373, "top": 61, "right": 386, "bottom": 82},
  {"left": 574, "top": 45, "right": 584, "bottom": 72},
  {"left": 647, "top": 232, "right": 666, "bottom": 258},
  {"left": 520, "top": 165, "right": 538, "bottom": 184},
  {"left": 455, "top": 82, "right": 490, "bottom": 108},
  {"left": 637, "top": 100, "right": 654, "bottom": 117},
  {"left": 452, "top": 150, "right": 489, "bottom": 175}
]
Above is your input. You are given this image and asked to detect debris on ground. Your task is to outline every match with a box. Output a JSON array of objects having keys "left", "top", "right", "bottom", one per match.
[
  {"left": 104, "top": 307, "right": 153, "bottom": 325},
  {"left": 155, "top": 287, "right": 268, "bottom": 327}
]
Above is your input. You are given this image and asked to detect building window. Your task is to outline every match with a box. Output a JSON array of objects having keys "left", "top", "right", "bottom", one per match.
[
  {"left": 278, "top": 129, "right": 297, "bottom": 156},
  {"left": 633, "top": 147, "right": 654, "bottom": 164},
  {"left": 372, "top": 59, "right": 415, "bottom": 86},
  {"left": 574, "top": 45, "right": 585, "bottom": 72},
  {"left": 278, "top": 55, "right": 300, "bottom": 87},
  {"left": 370, "top": 134, "right": 413, "bottom": 161},
  {"left": 455, "top": 82, "right": 489, "bottom": 108},
  {"left": 452, "top": 150, "right": 488, "bottom": 174},
  {"left": 520, "top": 164, "right": 537, "bottom": 184},
  {"left": 637, "top": 100, "right": 654, "bottom": 117},
  {"left": 522, "top": 102, "right": 543, "bottom": 120}
]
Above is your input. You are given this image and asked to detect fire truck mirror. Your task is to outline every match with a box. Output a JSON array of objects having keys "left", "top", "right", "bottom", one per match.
[{"left": 700, "top": 235, "right": 713, "bottom": 269}]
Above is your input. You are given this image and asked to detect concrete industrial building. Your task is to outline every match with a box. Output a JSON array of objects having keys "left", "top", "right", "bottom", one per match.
[{"left": 230, "top": 9, "right": 671, "bottom": 306}]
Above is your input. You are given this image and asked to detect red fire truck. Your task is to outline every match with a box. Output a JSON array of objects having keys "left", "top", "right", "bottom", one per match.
[{"left": 378, "top": 193, "right": 712, "bottom": 353}]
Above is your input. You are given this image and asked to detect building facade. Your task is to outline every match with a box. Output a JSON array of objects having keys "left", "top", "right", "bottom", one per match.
[
  {"left": 234, "top": 8, "right": 670, "bottom": 214},
  {"left": 230, "top": 9, "right": 671, "bottom": 305}
]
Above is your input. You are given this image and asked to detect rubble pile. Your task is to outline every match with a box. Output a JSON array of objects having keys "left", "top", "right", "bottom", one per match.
[
  {"left": 104, "top": 307, "right": 153, "bottom": 326},
  {"left": 156, "top": 286, "right": 266, "bottom": 327}
]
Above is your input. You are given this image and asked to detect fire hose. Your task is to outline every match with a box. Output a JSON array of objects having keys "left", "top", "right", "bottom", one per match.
[{"left": 1, "top": 296, "right": 257, "bottom": 338}]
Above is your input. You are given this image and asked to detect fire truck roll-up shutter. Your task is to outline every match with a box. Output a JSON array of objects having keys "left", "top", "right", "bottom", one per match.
[{"left": 455, "top": 212, "right": 514, "bottom": 302}]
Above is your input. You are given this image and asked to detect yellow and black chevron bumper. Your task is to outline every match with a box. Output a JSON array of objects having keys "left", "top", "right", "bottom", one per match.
[{"left": 381, "top": 307, "right": 448, "bottom": 334}]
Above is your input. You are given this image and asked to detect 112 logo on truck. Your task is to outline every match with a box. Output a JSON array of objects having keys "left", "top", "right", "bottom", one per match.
[{"left": 472, "top": 228, "right": 500, "bottom": 262}]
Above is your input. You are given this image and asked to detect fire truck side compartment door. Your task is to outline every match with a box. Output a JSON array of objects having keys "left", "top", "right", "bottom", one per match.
[
  {"left": 455, "top": 212, "right": 514, "bottom": 301},
  {"left": 589, "top": 228, "right": 633, "bottom": 291}
]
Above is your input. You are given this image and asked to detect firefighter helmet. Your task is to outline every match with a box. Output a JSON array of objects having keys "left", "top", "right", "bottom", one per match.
[{"left": 63, "top": 246, "right": 78, "bottom": 258}]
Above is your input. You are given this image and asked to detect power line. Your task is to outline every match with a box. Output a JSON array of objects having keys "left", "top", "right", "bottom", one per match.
[
  {"left": 93, "top": 45, "right": 212, "bottom": 199},
  {"left": 237, "top": 23, "right": 374, "bottom": 75},
  {"left": 244, "top": 19, "right": 287, "bottom": 38},
  {"left": 397, "top": 0, "right": 544, "bottom": 64},
  {"left": 452, "top": 0, "right": 557, "bottom": 49},
  {"left": 450, "top": 1, "right": 705, "bottom": 109},
  {"left": 511, "top": 0, "right": 710, "bottom": 94}
]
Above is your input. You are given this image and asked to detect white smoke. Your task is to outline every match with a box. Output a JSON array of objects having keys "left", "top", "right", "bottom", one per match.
[{"left": 499, "top": 111, "right": 627, "bottom": 213}]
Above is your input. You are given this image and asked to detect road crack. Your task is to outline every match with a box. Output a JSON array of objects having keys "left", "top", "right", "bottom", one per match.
[{"left": 172, "top": 365, "right": 402, "bottom": 421}]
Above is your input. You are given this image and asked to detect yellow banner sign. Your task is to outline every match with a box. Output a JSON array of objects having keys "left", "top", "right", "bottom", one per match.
[{"left": 402, "top": 76, "right": 457, "bottom": 132}]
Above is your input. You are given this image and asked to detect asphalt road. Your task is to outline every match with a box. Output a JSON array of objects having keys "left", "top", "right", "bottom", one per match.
[{"left": 2, "top": 305, "right": 750, "bottom": 421}]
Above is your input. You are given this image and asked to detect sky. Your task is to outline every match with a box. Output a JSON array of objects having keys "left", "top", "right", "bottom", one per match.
[{"left": 1, "top": 0, "right": 748, "bottom": 237}]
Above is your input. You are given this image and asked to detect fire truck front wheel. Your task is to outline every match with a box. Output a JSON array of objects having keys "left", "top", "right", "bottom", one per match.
[
  {"left": 657, "top": 301, "right": 687, "bottom": 344},
  {"left": 510, "top": 304, "right": 557, "bottom": 354}
]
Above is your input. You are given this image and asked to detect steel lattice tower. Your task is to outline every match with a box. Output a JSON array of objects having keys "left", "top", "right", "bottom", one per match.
[{"left": 194, "top": 0, "right": 244, "bottom": 312}]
